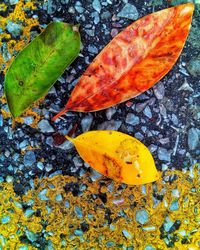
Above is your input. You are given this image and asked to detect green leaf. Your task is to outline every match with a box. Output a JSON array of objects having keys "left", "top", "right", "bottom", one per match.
[{"left": 4, "top": 22, "right": 81, "bottom": 118}]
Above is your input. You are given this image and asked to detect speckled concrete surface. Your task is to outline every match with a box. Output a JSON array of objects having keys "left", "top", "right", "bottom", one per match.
[{"left": 0, "top": 0, "right": 199, "bottom": 249}]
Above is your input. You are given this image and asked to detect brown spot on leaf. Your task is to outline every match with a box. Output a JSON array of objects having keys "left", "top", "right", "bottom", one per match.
[{"left": 103, "top": 154, "right": 122, "bottom": 181}]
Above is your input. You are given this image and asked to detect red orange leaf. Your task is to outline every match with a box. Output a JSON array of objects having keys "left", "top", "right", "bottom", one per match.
[{"left": 52, "top": 3, "right": 194, "bottom": 121}]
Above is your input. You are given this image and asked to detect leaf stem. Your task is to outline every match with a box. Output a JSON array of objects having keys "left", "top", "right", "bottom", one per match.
[{"left": 51, "top": 107, "right": 68, "bottom": 121}]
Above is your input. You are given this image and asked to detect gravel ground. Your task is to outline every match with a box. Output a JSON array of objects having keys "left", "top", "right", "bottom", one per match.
[
  {"left": 0, "top": 0, "right": 199, "bottom": 249},
  {"left": 0, "top": 0, "right": 199, "bottom": 194}
]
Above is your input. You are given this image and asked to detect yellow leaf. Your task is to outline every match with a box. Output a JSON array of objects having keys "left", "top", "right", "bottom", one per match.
[{"left": 66, "top": 130, "right": 159, "bottom": 185}]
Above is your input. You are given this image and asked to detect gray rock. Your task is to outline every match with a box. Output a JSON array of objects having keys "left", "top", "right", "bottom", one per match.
[
  {"left": 56, "top": 140, "right": 74, "bottom": 151},
  {"left": 101, "top": 11, "right": 111, "bottom": 19},
  {"left": 187, "top": 58, "right": 200, "bottom": 77},
  {"left": 6, "top": 21, "right": 22, "bottom": 38},
  {"left": 74, "top": 229, "right": 83, "bottom": 236},
  {"left": 38, "top": 119, "right": 54, "bottom": 133},
  {"left": 74, "top": 206, "right": 83, "bottom": 218},
  {"left": 23, "top": 116, "right": 34, "bottom": 125},
  {"left": 46, "top": 136, "right": 54, "bottom": 147},
  {"left": 153, "top": 82, "right": 165, "bottom": 99},
  {"left": 117, "top": 3, "right": 138, "bottom": 20},
  {"left": 144, "top": 245, "right": 156, "bottom": 250},
  {"left": 38, "top": 189, "right": 48, "bottom": 201},
  {"left": 55, "top": 194, "right": 63, "bottom": 202},
  {"left": 23, "top": 151, "right": 36, "bottom": 167},
  {"left": 170, "top": 200, "right": 179, "bottom": 211},
  {"left": 18, "top": 247, "right": 28, "bottom": 250},
  {"left": 19, "top": 140, "right": 28, "bottom": 150},
  {"left": 126, "top": 113, "right": 140, "bottom": 125},
  {"left": 25, "top": 209, "right": 35, "bottom": 218},
  {"left": 106, "top": 107, "right": 116, "bottom": 120},
  {"left": 135, "top": 102, "right": 147, "bottom": 112},
  {"left": 73, "top": 156, "right": 83, "bottom": 167},
  {"left": 98, "top": 120, "right": 122, "bottom": 130},
  {"left": 25, "top": 230, "right": 37, "bottom": 242},
  {"left": 81, "top": 115, "right": 93, "bottom": 132},
  {"left": 163, "top": 216, "right": 173, "bottom": 232},
  {"left": 188, "top": 128, "right": 199, "bottom": 150},
  {"left": 134, "top": 132, "right": 144, "bottom": 141},
  {"left": 92, "top": 0, "right": 101, "bottom": 13},
  {"left": 75, "top": 1, "right": 85, "bottom": 13},
  {"left": 122, "top": 229, "right": 132, "bottom": 239},
  {"left": 135, "top": 210, "right": 149, "bottom": 225},
  {"left": 6, "top": 175, "right": 13, "bottom": 183},
  {"left": 37, "top": 162, "right": 44, "bottom": 170},
  {"left": 90, "top": 169, "right": 103, "bottom": 181},
  {"left": 92, "top": 11, "right": 100, "bottom": 24},
  {"left": 178, "top": 78, "right": 194, "bottom": 92},
  {"left": 143, "top": 106, "right": 152, "bottom": 119},
  {"left": 149, "top": 144, "right": 158, "bottom": 153},
  {"left": 45, "top": 164, "right": 53, "bottom": 172},
  {"left": 47, "top": 0, "right": 56, "bottom": 14},
  {"left": 1, "top": 216, "right": 11, "bottom": 224},
  {"left": 158, "top": 147, "right": 171, "bottom": 162},
  {"left": 2, "top": 43, "right": 12, "bottom": 62},
  {"left": 88, "top": 44, "right": 98, "bottom": 54},
  {"left": 9, "top": 0, "right": 19, "bottom": 4},
  {"left": 0, "top": 114, "right": 3, "bottom": 127}
]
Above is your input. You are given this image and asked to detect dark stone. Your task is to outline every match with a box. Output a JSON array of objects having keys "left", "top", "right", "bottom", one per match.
[
  {"left": 81, "top": 222, "right": 90, "bottom": 232},
  {"left": 99, "top": 192, "right": 107, "bottom": 204},
  {"left": 63, "top": 182, "right": 79, "bottom": 196}
]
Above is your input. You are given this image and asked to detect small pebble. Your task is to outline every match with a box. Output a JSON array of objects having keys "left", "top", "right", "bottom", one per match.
[
  {"left": 98, "top": 120, "right": 122, "bottom": 130},
  {"left": 6, "top": 175, "right": 13, "bottom": 183},
  {"left": 74, "top": 229, "right": 83, "bottom": 236},
  {"left": 106, "top": 107, "right": 116, "bottom": 120},
  {"left": 38, "top": 189, "right": 48, "bottom": 201},
  {"left": 187, "top": 58, "right": 200, "bottom": 77},
  {"left": 55, "top": 194, "right": 63, "bottom": 202},
  {"left": 90, "top": 169, "right": 103, "bottom": 181},
  {"left": 163, "top": 216, "right": 174, "bottom": 232},
  {"left": 111, "top": 28, "right": 118, "bottom": 37},
  {"left": 1, "top": 216, "right": 11, "bottom": 224},
  {"left": 23, "top": 151, "right": 36, "bottom": 167},
  {"left": 170, "top": 200, "right": 179, "bottom": 211},
  {"left": 142, "top": 226, "right": 156, "bottom": 232},
  {"left": 135, "top": 210, "right": 149, "bottom": 225},
  {"left": 122, "top": 229, "right": 132, "bottom": 239},
  {"left": 23, "top": 116, "right": 34, "bottom": 125},
  {"left": 25, "top": 230, "right": 37, "bottom": 242},
  {"left": 0, "top": 114, "right": 3, "bottom": 127},
  {"left": 56, "top": 140, "right": 74, "bottom": 151},
  {"left": 74, "top": 206, "right": 83, "bottom": 218},
  {"left": 144, "top": 245, "right": 156, "bottom": 250},
  {"left": 126, "top": 113, "right": 140, "bottom": 126},
  {"left": 81, "top": 115, "right": 93, "bottom": 132},
  {"left": 117, "top": 3, "right": 138, "bottom": 20},
  {"left": 88, "top": 44, "right": 98, "bottom": 54},
  {"left": 188, "top": 128, "right": 199, "bottom": 150},
  {"left": 153, "top": 82, "right": 165, "bottom": 99},
  {"left": 25, "top": 209, "right": 35, "bottom": 218},
  {"left": 143, "top": 106, "right": 152, "bottom": 119},
  {"left": 6, "top": 21, "right": 22, "bottom": 38},
  {"left": 158, "top": 148, "right": 171, "bottom": 162},
  {"left": 92, "top": 0, "right": 101, "bottom": 13},
  {"left": 37, "top": 162, "right": 44, "bottom": 170},
  {"left": 9, "top": 0, "right": 19, "bottom": 4},
  {"left": 38, "top": 119, "right": 54, "bottom": 133}
]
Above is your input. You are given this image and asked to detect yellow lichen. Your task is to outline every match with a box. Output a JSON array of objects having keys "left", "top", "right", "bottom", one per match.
[
  {"left": 0, "top": 165, "right": 199, "bottom": 249},
  {"left": 0, "top": 0, "right": 39, "bottom": 73}
]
